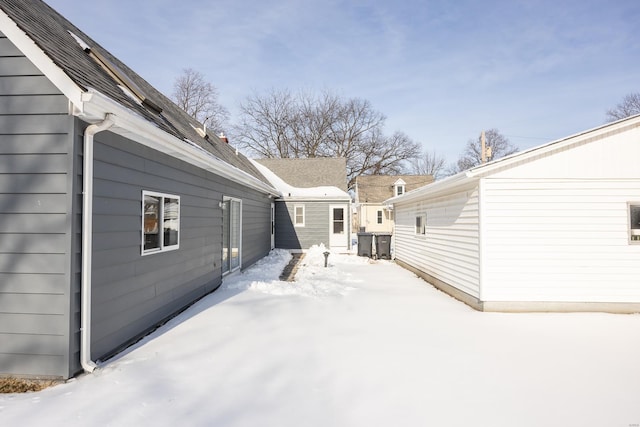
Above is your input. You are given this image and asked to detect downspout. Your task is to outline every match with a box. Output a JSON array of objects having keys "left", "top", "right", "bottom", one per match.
[{"left": 81, "top": 114, "right": 115, "bottom": 373}]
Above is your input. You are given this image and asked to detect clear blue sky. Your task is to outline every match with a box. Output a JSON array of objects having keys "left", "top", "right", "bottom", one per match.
[{"left": 46, "top": 0, "right": 639, "bottom": 163}]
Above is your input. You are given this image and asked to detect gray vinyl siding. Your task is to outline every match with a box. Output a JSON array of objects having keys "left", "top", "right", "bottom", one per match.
[
  {"left": 275, "top": 201, "right": 330, "bottom": 249},
  {"left": 241, "top": 196, "right": 272, "bottom": 267},
  {"left": 86, "top": 127, "right": 272, "bottom": 361},
  {"left": 0, "top": 32, "right": 75, "bottom": 378}
]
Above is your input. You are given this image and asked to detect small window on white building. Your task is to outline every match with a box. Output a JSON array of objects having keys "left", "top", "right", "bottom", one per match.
[
  {"left": 415, "top": 214, "right": 426, "bottom": 235},
  {"left": 294, "top": 205, "right": 305, "bottom": 227},
  {"left": 394, "top": 178, "right": 406, "bottom": 197},
  {"left": 377, "top": 210, "right": 383, "bottom": 224},
  {"left": 629, "top": 204, "right": 640, "bottom": 243},
  {"left": 142, "top": 191, "right": 180, "bottom": 254}
]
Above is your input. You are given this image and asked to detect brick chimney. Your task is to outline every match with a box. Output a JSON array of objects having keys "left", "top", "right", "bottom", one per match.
[{"left": 219, "top": 132, "right": 229, "bottom": 144}]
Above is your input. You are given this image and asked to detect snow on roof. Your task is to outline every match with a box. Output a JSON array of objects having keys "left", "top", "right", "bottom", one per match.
[{"left": 252, "top": 159, "right": 351, "bottom": 199}]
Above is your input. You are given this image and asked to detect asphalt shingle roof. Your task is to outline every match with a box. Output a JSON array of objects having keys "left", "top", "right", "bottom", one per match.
[
  {"left": 255, "top": 158, "right": 348, "bottom": 191},
  {"left": 355, "top": 175, "right": 434, "bottom": 203},
  {"left": 0, "top": 0, "right": 268, "bottom": 183}
]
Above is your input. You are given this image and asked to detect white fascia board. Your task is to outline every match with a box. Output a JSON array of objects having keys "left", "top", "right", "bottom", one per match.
[
  {"left": 279, "top": 196, "right": 351, "bottom": 202},
  {"left": 80, "top": 91, "right": 279, "bottom": 196},
  {"left": 467, "top": 114, "right": 640, "bottom": 178},
  {"left": 0, "top": 10, "right": 84, "bottom": 111},
  {"left": 385, "top": 171, "right": 474, "bottom": 205},
  {"left": 387, "top": 115, "right": 640, "bottom": 206}
]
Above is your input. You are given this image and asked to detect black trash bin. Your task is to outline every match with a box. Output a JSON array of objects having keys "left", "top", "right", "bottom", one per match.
[
  {"left": 375, "top": 233, "right": 392, "bottom": 260},
  {"left": 357, "top": 232, "right": 373, "bottom": 257}
]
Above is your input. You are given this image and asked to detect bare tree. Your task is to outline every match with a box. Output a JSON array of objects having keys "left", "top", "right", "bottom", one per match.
[
  {"left": 410, "top": 150, "right": 447, "bottom": 180},
  {"left": 172, "top": 68, "right": 229, "bottom": 134},
  {"left": 606, "top": 92, "right": 640, "bottom": 122},
  {"left": 233, "top": 89, "right": 420, "bottom": 188},
  {"left": 447, "top": 129, "right": 518, "bottom": 175},
  {"left": 234, "top": 89, "right": 296, "bottom": 158}
]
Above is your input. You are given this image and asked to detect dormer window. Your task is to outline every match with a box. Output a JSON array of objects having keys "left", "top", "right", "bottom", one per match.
[{"left": 394, "top": 179, "right": 406, "bottom": 197}]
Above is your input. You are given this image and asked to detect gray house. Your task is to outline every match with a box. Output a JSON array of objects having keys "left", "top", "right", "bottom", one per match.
[
  {"left": 0, "top": 0, "right": 278, "bottom": 379},
  {"left": 255, "top": 158, "right": 352, "bottom": 252}
]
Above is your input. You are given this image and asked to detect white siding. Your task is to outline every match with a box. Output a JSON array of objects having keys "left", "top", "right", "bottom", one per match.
[
  {"left": 394, "top": 185, "right": 480, "bottom": 297},
  {"left": 489, "top": 123, "right": 640, "bottom": 180},
  {"left": 482, "top": 179, "right": 640, "bottom": 302}
]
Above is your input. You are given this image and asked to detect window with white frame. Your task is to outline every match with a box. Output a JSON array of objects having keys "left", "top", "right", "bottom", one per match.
[
  {"left": 377, "top": 210, "right": 383, "bottom": 224},
  {"left": 142, "top": 191, "right": 180, "bottom": 254},
  {"left": 415, "top": 213, "right": 426, "bottom": 235},
  {"left": 395, "top": 184, "right": 405, "bottom": 197},
  {"left": 294, "top": 204, "right": 305, "bottom": 227},
  {"left": 629, "top": 203, "right": 640, "bottom": 243}
]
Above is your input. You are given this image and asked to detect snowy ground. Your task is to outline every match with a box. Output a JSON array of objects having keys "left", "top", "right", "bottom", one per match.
[{"left": 1, "top": 246, "right": 639, "bottom": 427}]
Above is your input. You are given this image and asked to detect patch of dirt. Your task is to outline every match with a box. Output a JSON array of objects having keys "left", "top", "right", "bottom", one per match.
[{"left": 0, "top": 377, "right": 59, "bottom": 394}]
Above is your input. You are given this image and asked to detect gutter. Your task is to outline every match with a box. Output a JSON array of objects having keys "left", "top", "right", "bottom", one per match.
[
  {"left": 80, "top": 114, "right": 115, "bottom": 373},
  {"left": 80, "top": 91, "right": 279, "bottom": 197}
]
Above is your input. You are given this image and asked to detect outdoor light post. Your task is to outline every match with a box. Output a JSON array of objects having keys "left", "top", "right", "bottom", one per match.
[{"left": 323, "top": 251, "right": 330, "bottom": 267}]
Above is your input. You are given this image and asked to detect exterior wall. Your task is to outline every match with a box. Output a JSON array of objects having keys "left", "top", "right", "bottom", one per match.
[
  {"left": 482, "top": 183, "right": 640, "bottom": 303},
  {"left": 480, "top": 123, "right": 640, "bottom": 304},
  {"left": 0, "top": 32, "right": 76, "bottom": 378},
  {"left": 84, "top": 125, "right": 272, "bottom": 362},
  {"left": 275, "top": 200, "right": 350, "bottom": 250},
  {"left": 394, "top": 184, "right": 481, "bottom": 298},
  {"left": 358, "top": 203, "right": 393, "bottom": 233}
]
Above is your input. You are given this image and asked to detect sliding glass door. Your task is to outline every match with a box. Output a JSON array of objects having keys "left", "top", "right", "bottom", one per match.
[{"left": 222, "top": 198, "right": 242, "bottom": 274}]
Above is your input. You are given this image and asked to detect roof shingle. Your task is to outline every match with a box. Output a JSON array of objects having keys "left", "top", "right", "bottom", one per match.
[
  {"left": 0, "top": 0, "right": 267, "bottom": 183},
  {"left": 355, "top": 175, "right": 434, "bottom": 203}
]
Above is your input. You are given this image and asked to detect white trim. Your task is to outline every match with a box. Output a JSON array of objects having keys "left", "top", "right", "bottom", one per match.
[
  {"left": 80, "top": 115, "right": 115, "bottom": 373},
  {"left": 0, "top": 11, "right": 278, "bottom": 197},
  {"left": 0, "top": 9, "right": 85, "bottom": 111},
  {"left": 141, "top": 190, "right": 181, "bottom": 256},
  {"left": 80, "top": 91, "right": 278, "bottom": 197},
  {"left": 329, "top": 204, "right": 349, "bottom": 250},
  {"left": 294, "top": 204, "right": 305, "bottom": 227},
  {"left": 387, "top": 115, "right": 640, "bottom": 207},
  {"left": 477, "top": 179, "right": 486, "bottom": 301},
  {"left": 628, "top": 202, "right": 640, "bottom": 245}
]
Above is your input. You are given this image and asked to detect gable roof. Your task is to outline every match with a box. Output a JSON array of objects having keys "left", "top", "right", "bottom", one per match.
[
  {"left": 252, "top": 160, "right": 350, "bottom": 200},
  {"left": 387, "top": 114, "right": 640, "bottom": 204},
  {"left": 255, "top": 158, "right": 348, "bottom": 191},
  {"left": 0, "top": 0, "right": 275, "bottom": 194},
  {"left": 355, "top": 174, "right": 434, "bottom": 203}
]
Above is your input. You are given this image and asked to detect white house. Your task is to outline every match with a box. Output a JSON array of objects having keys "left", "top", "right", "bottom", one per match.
[{"left": 387, "top": 115, "right": 640, "bottom": 313}]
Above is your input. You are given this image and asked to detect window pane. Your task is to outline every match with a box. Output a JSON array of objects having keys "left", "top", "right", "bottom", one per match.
[
  {"left": 415, "top": 215, "right": 425, "bottom": 234},
  {"left": 163, "top": 197, "right": 179, "bottom": 247},
  {"left": 333, "top": 208, "right": 344, "bottom": 234},
  {"left": 230, "top": 200, "right": 241, "bottom": 270},
  {"left": 377, "top": 210, "right": 383, "bottom": 224},
  {"left": 295, "top": 206, "right": 304, "bottom": 225},
  {"left": 631, "top": 205, "right": 640, "bottom": 230},
  {"left": 144, "top": 195, "right": 160, "bottom": 250}
]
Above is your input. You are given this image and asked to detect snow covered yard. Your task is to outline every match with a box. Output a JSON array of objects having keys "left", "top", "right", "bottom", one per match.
[{"left": 1, "top": 247, "right": 639, "bottom": 427}]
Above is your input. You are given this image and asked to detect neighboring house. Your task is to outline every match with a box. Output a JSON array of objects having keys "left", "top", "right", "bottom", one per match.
[
  {"left": 0, "top": 0, "right": 278, "bottom": 379},
  {"left": 255, "top": 158, "right": 352, "bottom": 252},
  {"left": 354, "top": 175, "right": 434, "bottom": 233},
  {"left": 387, "top": 115, "right": 640, "bottom": 313}
]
